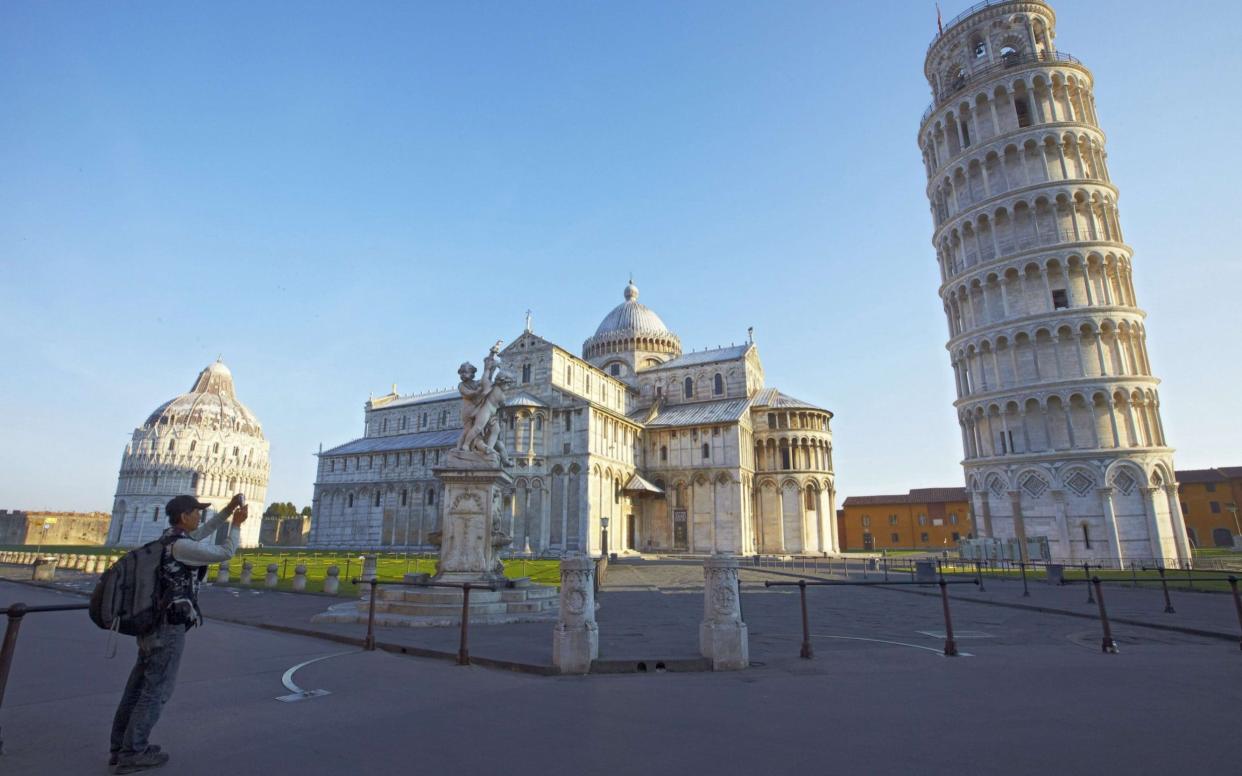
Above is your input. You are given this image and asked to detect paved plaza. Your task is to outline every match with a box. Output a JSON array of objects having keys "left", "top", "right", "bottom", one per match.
[{"left": 1, "top": 559, "right": 1239, "bottom": 774}]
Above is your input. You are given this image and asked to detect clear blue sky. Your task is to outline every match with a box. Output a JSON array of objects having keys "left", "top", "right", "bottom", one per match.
[{"left": 3, "top": 1, "right": 1239, "bottom": 512}]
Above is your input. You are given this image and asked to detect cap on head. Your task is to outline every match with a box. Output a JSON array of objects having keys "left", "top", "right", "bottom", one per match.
[{"left": 166, "top": 495, "right": 212, "bottom": 524}]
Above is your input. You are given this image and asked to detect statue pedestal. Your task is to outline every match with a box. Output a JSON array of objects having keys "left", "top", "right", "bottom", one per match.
[
  {"left": 312, "top": 465, "right": 559, "bottom": 629},
  {"left": 431, "top": 466, "right": 512, "bottom": 585}
]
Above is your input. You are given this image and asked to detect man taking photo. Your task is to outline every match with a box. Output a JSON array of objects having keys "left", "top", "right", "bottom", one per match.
[{"left": 109, "top": 492, "right": 249, "bottom": 774}]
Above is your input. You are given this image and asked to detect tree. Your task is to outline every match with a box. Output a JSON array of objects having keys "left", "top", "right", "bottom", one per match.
[{"left": 301, "top": 506, "right": 312, "bottom": 517}]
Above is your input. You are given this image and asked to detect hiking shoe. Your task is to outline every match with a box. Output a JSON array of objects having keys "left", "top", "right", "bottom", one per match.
[
  {"left": 109, "top": 739, "right": 160, "bottom": 764},
  {"left": 113, "top": 748, "right": 170, "bottom": 774},
  {"left": 110, "top": 745, "right": 161, "bottom": 768}
]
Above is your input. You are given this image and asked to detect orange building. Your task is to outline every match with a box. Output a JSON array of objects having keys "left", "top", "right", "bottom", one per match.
[
  {"left": 838, "top": 488, "right": 972, "bottom": 551},
  {"left": 1176, "top": 467, "right": 1241, "bottom": 548}
]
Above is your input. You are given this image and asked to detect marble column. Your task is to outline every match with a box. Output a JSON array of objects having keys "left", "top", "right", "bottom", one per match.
[
  {"left": 699, "top": 553, "right": 748, "bottom": 671},
  {"left": 552, "top": 553, "right": 598, "bottom": 675},
  {"left": 1164, "top": 484, "right": 1192, "bottom": 568},
  {"left": 1008, "top": 491, "right": 1030, "bottom": 563},
  {"left": 1098, "top": 487, "right": 1123, "bottom": 567}
]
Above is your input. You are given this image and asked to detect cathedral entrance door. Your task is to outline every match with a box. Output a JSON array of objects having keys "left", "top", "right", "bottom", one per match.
[
  {"left": 626, "top": 514, "right": 635, "bottom": 550},
  {"left": 673, "top": 509, "right": 688, "bottom": 551}
]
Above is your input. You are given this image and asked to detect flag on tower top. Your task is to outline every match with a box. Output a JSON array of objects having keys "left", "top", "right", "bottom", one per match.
[{"left": 936, "top": 3, "right": 944, "bottom": 35}]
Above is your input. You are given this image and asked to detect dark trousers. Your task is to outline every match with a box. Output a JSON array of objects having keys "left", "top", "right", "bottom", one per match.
[{"left": 110, "top": 622, "right": 186, "bottom": 755}]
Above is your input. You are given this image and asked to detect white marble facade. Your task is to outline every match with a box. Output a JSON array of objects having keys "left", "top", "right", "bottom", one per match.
[
  {"left": 108, "top": 360, "right": 270, "bottom": 547},
  {"left": 920, "top": 1, "right": 1190, "bottom": 565},
  {"left": 310, "top": 282, "right": 837, "bottom": 557}
]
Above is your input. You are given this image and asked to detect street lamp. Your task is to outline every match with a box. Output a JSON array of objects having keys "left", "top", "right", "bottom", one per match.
[
  {"left": 600, "top": 516, "right": 610, "bottom": 557},
  {"left": 1226, "top": 502, "right": 1240, "bottom": 539},
  {"left": 35, "top": 518, "right": 55, "bottom": 556}
]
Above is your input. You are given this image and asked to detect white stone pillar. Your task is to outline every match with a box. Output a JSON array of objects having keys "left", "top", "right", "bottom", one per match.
[
  {"left": 1051, "top": 491, "right": 1072, "bottom": 561},
  {"left": 1164, "top": 485, "right": 1192, "bottom": 568},
  {"left": 265, "top": 563, "right": 279, "bottom": 588},
  {"left": 699, "top": 553, "right": 749, "bottom": 671},
  {"left": 1098, "top": 487, "right": 1123, "bottom": 567},
  {"left": 291, "top": 564, "right": 308, "bottom": 592},
  {"left": 553, "top": 553, "right": 598, "bottom": 675}
]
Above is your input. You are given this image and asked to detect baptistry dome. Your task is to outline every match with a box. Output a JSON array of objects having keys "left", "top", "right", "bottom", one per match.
[
  {"left": 143, "top": 359, "right": 264, "bottom": 438},
  {"left": 582, "top": 281, "right": 682, "bottom": 367}
]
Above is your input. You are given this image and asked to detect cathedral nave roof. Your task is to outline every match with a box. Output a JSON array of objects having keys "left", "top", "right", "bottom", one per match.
[
  {"left": 638, "top": 396, "right": 752, "bottom": 428},
  {"left": 641, "top": 344, "right": 751, "bottom": 372},
  {"left": 320, "top": 428, "right": 458, "bottom": 456}
]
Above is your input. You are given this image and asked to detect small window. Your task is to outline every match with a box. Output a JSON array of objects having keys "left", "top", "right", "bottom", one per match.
[
  {"left": 1051, "top": 289, "right": 1069, "bottom": 309},
  {"left": 421, "top": 413, "right": 427, "bottom": 428},
  {"left": 920, "top": 532, "right": 930, "bottom": 543},
  {"left": 167, "top": 439, "right": 175, "bottom": 451},
  {"left": 536, "top": 415, "right": 543, "bottom": 430},
  {"left": 610, "top": 363, "right": 620, "bottom": 376},
  {"left": 153, "top": 507, "right": 160, "bottom": 521},
  {"left": 1001, "top": 45, "right": 1018, "bottom": 61},
  {"left": 374, "top": 492, "right": 381, "bottom": 507},
  {"left": 348, "top": 494, "right": 354, "bottom": 508},
  {"left": 401, "top": 489, "right": 408, "bottom": 507},
  {"left": 660, "top": 445, "right": 668, "bottom": 462},
  {"left": 891, "top": 533, "right": 900, "bottom": 543},
  {"left": 401, "top": 415, "right": 407, "bottom": 430},
  {"left": 952, "top": 531, "right": 960, "bottom": 541},
  {"left": 522, "top": 363, "right": 532, "bottom": 383},
  {"left": 213, "top": 443, "right": 220, "bottom": 454},
  {"left": 564, "top": 412, "right": 572, "bottom": 432},
  {"left": 1210, "top": 501, "right": 1221, "bottom": 514},
  {"left": 961, "top": 119, "right": 970, "bottom": 147},
  {"left": 683, "top": 377, "right": 693, "bottom": 399},
  {"left": 427, "top": 489, "right": 436, "bottom": 506},
  {"left": 889, "top": 515, "right": 898, "bottom": 526},
  {"left": 767, "top": 413, "right": 776, "bottom": 429},
  {"left": 190, "top": 473, "right": 199, "bottom": 489},
  {"left": 382, "top": 418, "right": 388, "bottom": 432},
  {"left": 974, "top": 40, "right": 987, "bottom": 59},
  {"left": 440, "top": 410, "right": 447, "bottom": 426},
  {"left": 862, "top": 515, "right": 872, "bottom": 528},
  {"left": 918, "top": 514, "right": 927, "bottom": 526},
  {"left": 421, "top": 450, "right": 427, "bottom": 465},
  {"left": 781, "top": 448, "right": 791, "bottom": 470},
  {"left": 950, "top": 513, "right": 959, "bottom": 525},
  {"left": 1205, "top": 483, "right": 1217, "bottom": 492},
  {"left": 233, "top": 446, "right": 239, "bottom": 457},
  {"left": 713, "top": 374, "right": 724, "bottom": 396},
  {"left": 701, "top": 443, "right": 710, "bottom": 459},
  {"left": 806, "top": 490, "right": 815, "bottom": 510},
  {"left": 152, "top": 473, "right": 159, "bottom": 487},
  {"left": 509, "top": 415, "right": 516, "bottom": 430},
  {"left": 189, "top": 441, "right": 196, "bottom": 452}
]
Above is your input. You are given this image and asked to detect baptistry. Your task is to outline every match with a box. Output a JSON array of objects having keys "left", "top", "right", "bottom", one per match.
[
  {"left": 919, "top": 0, "right": 1190, "bottom": 565},
  {"left": 108, "top": 359, "right": 270, "bottom": 547}
]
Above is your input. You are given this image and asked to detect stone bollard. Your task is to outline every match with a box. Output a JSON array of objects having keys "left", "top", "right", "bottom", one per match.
[
  {"left": 291, "top": 564, "right": 308, "bottom": 593},
  {"left": 323, "top": 565, "right": 340, "bottom": 595},
  {"left": 916, "top": 560, "right": 937, "bottom": 584},
  {"left": 699, "top": 553, "right": 749, "bottom": 671},
  {"left": 215, "top": 561, "right": 231, "bottom": 584},
  {"left": 360, "top": 554, "right": 378, "bottom": 583},
  {"left": 74, "top": 555, "right": 87, "bottom": 570},
  {"left": 265, "top": 563, "right": 280, "bottom": 588},
  {"left": 85, "top": 556, "right": 98, "bottom": 574},
  {"left": 553, "top": 552, "right": 598, "bottom": 674},
  {"left": 239, "top": 561, "right": 254, "bottom": 585},
  {"left": 32, "top": 556, "right": 57, "bottom": 581}
]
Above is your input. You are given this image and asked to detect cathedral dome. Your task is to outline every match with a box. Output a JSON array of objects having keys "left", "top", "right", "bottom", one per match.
[
  {"left": 582, "top": 281, "right": 682, "bottom": 366},
  {"left": 143, "top": 359, "right": 264, "bottom": 438}
]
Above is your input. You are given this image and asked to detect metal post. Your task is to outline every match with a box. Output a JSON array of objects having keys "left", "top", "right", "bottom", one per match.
[
  {"left": 1131, "top": 561, "right": 1138, "bottom": 589},
  {"left": 975, "top": 560, "right": 985, "bottom": 592},
  {"left": 1093, "top": 577, "right": 1118, "bottom": 653},
  {"left": 364, "top": 578, "right": 378, "bottom": 651},
  {"left": 1186, "top": 565, "right": 1194, "bottom": 590},
  {"left": 798, "top": 580, "right": 813, "bottom": 659},
  {"left": 883, "top": 551, "right": 889, "bottom": 582},
  {"left": 1229, "top": 576, "right": 1241, "bottom": 653},
  {"left": 736, "top": 575, "right": 745, "bottom": 624},
  {"left": 1020, "top": 561, "right": 1030, "bottom": 597},
  {"left": 1084, "top": 563, "right": 1095, "bottom": 604},
  {"left": 0, "top": 603, "right": 29, "bottom": 754},
  {"left": 282, "top": 558, "right": 289, "bottom": 580},
  {"left": 457, "top": 583, "right": 472, "bottom": 666},
  {"left": 1157, "top": 567, "right": 1175, "bottom": 614},
  {"left": 939, "top": 580, "right": 958, "bottom": 656}
]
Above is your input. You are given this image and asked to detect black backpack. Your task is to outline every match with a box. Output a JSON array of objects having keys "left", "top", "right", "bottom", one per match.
[{"left": 89, "top": 535, "right": 178, "bottom": 635}]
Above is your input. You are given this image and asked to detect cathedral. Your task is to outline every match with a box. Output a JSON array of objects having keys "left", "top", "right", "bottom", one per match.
[{"left": 310, "top": 282, "right": 837, "bottom": 557}]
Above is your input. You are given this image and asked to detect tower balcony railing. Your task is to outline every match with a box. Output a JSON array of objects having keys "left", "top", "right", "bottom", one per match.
[
  {"left": 925, "top": 0, "right": 1055, "bottom": 57},
  {"left": 920, "top": 51, "right": 1083, "bottom": 127}
]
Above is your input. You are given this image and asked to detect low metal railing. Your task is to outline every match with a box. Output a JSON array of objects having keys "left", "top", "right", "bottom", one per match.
[
  {"left": 351, "top": 578, "right": 497, "bottom": 665},
  {"left": 1, "top": 602, "right": 90, "bottom": 754}
]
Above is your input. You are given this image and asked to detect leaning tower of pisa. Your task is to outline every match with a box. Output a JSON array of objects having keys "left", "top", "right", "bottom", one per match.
[{"left": 918, "top": 1, "right": 1190, "bottom": 566}]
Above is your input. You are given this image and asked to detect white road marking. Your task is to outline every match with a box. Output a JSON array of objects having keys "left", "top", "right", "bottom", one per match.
[{"left": 276, "top": 649, "right": 359, "bottom": 702}]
